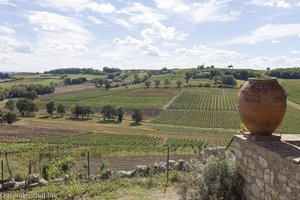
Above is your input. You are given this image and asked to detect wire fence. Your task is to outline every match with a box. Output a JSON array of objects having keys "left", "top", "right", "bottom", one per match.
[{"left": 0, "top": 145, "right": 200, "bottom": 192}]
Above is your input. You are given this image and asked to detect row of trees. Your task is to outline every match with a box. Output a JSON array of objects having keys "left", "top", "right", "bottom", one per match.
[
  {"left": 144, "top": 79, "right": 182, "bottom": 88},
  {"left": 0, "top": 83, "right": 55, "bottom": 101},
  {"left": 64, "top": 77, "right": 88, "bottom": 85},
  {"left": 44, "top": 68, "right": 105, "bottom": 75},
  {"left": 266, "top": 68, "right": 300, "bottom": 79}
]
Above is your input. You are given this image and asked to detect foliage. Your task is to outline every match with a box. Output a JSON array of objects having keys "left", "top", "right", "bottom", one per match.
[
  {"left": 46, "top": 101, "right": 56, "bottom": 116},
  {"left": 5, "top": 99, "right": 15, "bottom": 111},
  {"left": 266, "top": 68, "right": 300, "bottom": 79},
  {"left": 71, "top": 104, "right": 93, "bottom": 119},
  {"left": 5, "top": 84, "right": 55, "bottom": 99},
  {"left": 145, "top": 80, "right": 151, "bottom": 88},
  {"left": 176, "top": 80, "right": 182, "bottom": 88},
  {"left": 42, "top": 157, "right": 75, "bottom": 180},
  {"left": 115, "top": 106, "right": 125, "bottom": 122},
  {"left": 2, "top": 111, "right": 18, "bottom": 124},
  {"left": 101, "top": 105, "right": 116, "bottom": 120},
  {"left": 44, "top": 67, "right": 104, "bottom": 75},
  {"left": 220, "top": 75, "right": 237, "bottom": 86},
  {"left": 179, "top": 155, "right": 243, "bottom": 200},
  {"left": 57, "top": 104, "right": 66, "bottom": 117},
  {"left": 98, "top": 160, "right": 110, "bottom": 174},
  {"left": 16, "top": 98, "right": 39, "bottom": 116},
  {"left": 132, "top": 108, "right": 143, "bottom": 124},
  {"left": 64, "top": 77, "right": 87, "bottom": 85},
  {"left": 154, "top": 80, "right": 160, "bottom": 88},
  {"left": 164, "top": 79, "right": 171, "bottom": 88}
]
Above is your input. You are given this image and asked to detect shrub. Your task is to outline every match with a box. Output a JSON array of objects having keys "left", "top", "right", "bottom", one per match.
[{"left": 178, "top": 154, "right": 243, "bottom": 200}]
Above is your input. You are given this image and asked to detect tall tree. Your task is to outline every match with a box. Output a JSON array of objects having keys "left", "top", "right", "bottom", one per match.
[
  {"left": 57, "top": 104, "right": 66, "bottom": 117},
  {"left": 115, "top": 106, "right": 125, "bottom": 122},
  {"left": 164, "top": 79, "right": 171, "bottom": 88},
  {"left": 176, "top": 80, "right": 182, "bottom": 88},
  {"left": 101, "top": 105, "right": 115, "bottom": 120},
  {"left": 154, "top": 80, "right": 160, "bottom": 88},
  {"left": 46, "top": 101, "right": 56, "bottom": 116},
  {"left": 132, "top": 108, "right": 143, "bottom": 124}
]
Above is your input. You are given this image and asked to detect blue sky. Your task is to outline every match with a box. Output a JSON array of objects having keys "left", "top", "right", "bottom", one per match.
[{"left": 0, "top": 0, "right": 300, "bottom": 72}]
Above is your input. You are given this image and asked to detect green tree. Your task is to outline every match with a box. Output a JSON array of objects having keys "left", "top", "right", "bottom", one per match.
[
  {"left": 5, "top": 99, "right": 15, "bottom": 111},
  {"left": 185, "top": 72, "right": 192, "bottom": 83},
  {"left": 82, "top": 105, "right": 93, "bottom": 119},
  {"left": 2, "top": 111, "right": 18, "bottom": 125},
  {"left": 57, "top": 104, "right": 66, "bottom": 117},
  {"left": 64, "top": 78, "right": 71, "bottom": 85},
  {"left": 115, "top": 106, "right": 125, "bottom": 122},
  {"left": 145, "top": 81, "right": 151, "bottom": 88},
  {"left": 164, "top": 79, "right": 171, "bottom": 88},
  {"left": 46, "top": 101, "right": 56, "bottom": 116},
  {"left": 154, "top": 80, "right": 160, "bottom": 88},
  {"left": 176, "top": 80, "right": 182, "bottom": 88},
  {"left": 221, "top": 75, "right": 237, "bottom": 86},
  {"left": 101, "top": 105, "right": 115, "bottom": 121},
  {"left": 104, "top": 80, "right": 111, "bottom": 90},
  {"left": 16, "top": 98, "right": 38, "bottom": 116},
  {"left": 132, "top": 108, "right": 143, "bottom": 124}
]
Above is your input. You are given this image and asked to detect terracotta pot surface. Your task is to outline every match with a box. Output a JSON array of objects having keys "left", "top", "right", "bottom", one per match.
[{"left": 238, "top": 77, "right": 287, "bottom": 135}]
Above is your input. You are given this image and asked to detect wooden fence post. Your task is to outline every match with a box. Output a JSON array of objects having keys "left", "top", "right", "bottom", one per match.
[
  {"left": 164, "top": 147, "right": 170, "bottom": 193},
  {"left": 87, "top": 151, "right": 90, "bottom": 179}
]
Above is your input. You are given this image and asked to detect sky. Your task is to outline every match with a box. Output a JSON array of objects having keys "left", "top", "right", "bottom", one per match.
[{"left": 0, "top": 0, "right": 300, "bottom": 72}]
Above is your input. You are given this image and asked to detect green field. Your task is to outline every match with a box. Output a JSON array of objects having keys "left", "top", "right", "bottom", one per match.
[
  {"left": 39, "top": 87, "right": 181, "bottom": 109},
  {"left": 283, "top": 79, "right": 300, "bottom": 104},
  {"left": 154, "top": 87, "right": 300, "bottom": 134},
  {"left": 169, "top": 88, "right": 238, "bottom": 110}
]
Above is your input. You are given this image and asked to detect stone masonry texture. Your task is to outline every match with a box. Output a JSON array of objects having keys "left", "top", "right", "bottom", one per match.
[{"left": 234, "top": 134, "right": 300, "bottom": 200}]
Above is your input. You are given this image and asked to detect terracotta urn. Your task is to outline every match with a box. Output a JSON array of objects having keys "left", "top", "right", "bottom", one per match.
[{"left": 238, "top": 77, "right": 287, "bottom": 135}]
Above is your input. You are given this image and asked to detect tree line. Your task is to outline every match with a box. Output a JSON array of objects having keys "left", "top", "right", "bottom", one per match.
[
  {"left": 0, "top": 99, "right": 143, "bottom": 125},
  {"left": 266, "top": 68, "right": 300, "bottom": 79},
  {"left": 0, "top": 83, "right": 55, "bottom": 101}
]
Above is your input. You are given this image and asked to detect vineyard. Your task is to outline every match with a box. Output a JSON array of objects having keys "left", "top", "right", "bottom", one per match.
[
  {"left": 154, "top": 88, "right": 300, "bottom": 134},
  {"left": 153, "top": 109, "right": 240, "bottom": 128},
  {"left": 168, "top": 88, "right": 239, "bottom": 110}
]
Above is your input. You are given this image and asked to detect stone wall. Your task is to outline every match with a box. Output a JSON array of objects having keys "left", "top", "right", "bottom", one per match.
[{"left": 234, "top": 134, "right": 300, "bottom": 200}]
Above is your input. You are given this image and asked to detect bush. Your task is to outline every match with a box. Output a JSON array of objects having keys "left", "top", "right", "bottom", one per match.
[{"left": 178, "top": 154, "right": 243, "bottom": 200}]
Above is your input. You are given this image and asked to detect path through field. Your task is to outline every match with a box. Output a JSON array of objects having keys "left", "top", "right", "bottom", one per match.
[
  {"left": 72, "top": 155, "right": 197, "bottom": 175},
  {"left": 287, "top": 99, "right": 300, "bottom": 111}
]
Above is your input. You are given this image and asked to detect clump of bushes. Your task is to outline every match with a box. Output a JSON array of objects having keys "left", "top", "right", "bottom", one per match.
[
  {"left": 178, "top": 154, "right": 243, "bottom": 200},
  {"left": 42, "top": 157, "right": 75, "bottom": 180}
]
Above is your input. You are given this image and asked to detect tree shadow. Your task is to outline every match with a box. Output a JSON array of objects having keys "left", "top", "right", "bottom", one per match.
[
  {"left": 97, "top": 119, "right": 120, "bottom": 124},
  {"left": 129, "top": 122, "right": 142, "bottom": 126},
  {"left": 65, "top": 117, "right": 93, "bottom": 121}
]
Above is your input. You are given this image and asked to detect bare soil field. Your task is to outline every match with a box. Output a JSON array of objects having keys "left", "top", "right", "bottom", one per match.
[
  {"left": 0, "top": 124, "right": 78, "bottom": 141},
  {"left": 72, "top": 154, "right": 197, "bottom": 174},
  {"left": 17, "top": 119, "right": 232, "bottom": 141}
]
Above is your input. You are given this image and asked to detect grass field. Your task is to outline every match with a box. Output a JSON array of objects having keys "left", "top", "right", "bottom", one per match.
[
  {"left": 39, "top": 87, "right": 181, "bottom": 109},
  {"left": 283, "top": 79, "right": 300, "bottom": 104}
]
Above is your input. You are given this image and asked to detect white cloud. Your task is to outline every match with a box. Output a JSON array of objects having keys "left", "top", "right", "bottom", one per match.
[
  {"left": 141, "top": 22, "right": 187, "bottom": 40},
  {"left": 86, "top": 2, "right": 116, "bottom": 14},
  {"left": 271, "top": 38, "right": 281, "bottom": 43},
  {"left": 27, "top": 11, "right": 92, "bottom": 56},
  {"left": 247, "top": 0, "right": 291, "bottom": 8},
  {"left": 155, "top": 0, "right": 240, "bottom": 23},
  {"left": 0, "top": 26, "right": 15, "bottom": 34},
  {"left": 28, "top": 11, "right": 88, "bottom": 34},
  {"left": 87, "top": 16, "right": 103, "bottom": 25},
  {"left": 223, "top": 24, "right": 300, "bottom": 44},
  {"left": 113, "top": 36, "right": 141, "bottom": 45},
  {"left": 38, "top": 0, "right": 90, "bottom": 12},
  {"left": 291, "top": 50, "right": 300, "bottom": 54}
]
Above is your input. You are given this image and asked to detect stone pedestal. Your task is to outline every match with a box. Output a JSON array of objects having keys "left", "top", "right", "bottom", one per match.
[{"left": 233, "top": 134, "right": 300, "bottom": 200}]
